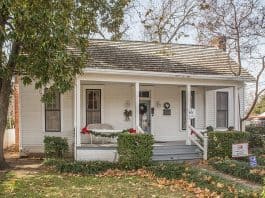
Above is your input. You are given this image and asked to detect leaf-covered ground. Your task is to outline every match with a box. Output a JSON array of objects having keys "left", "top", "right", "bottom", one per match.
[
  {"left": 0, "top": 171, "right": 194, "bottom": 198},
  {"left": 1, "top": 150, "right": 261, "bottom": 197}
]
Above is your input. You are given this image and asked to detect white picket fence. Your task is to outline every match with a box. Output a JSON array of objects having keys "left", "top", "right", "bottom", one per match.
[{"left": 4, "top": 129, "right": 15, "bottom": 149}]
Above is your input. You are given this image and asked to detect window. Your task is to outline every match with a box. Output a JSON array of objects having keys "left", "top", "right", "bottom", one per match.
[
  {"left": 216, "top": 92, "right": 228, "bottom": 128},
  {"left": 45, "top": 91, "right": 61, "bottom": 132},
  {"left": 86, "top": 89, "right": 101, "bottom": 124},
  {"left": 139, "top": 91, "right": 150, "bottom": 98},
  {"left": 181, "top": 91, "right": 195, "bottom": 130}
]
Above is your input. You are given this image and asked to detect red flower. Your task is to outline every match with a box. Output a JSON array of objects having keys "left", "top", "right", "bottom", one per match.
[
  {"left": 81, "top": 127, "right": 89, "bottom": 134},
  {"left": 129, "top": 128, "right": 136, "bottom": 134}
]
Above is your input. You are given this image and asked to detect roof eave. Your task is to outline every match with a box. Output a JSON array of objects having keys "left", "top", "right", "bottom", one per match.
[{"left": 82, "top": 68, "right": 251, "bottom": 82}]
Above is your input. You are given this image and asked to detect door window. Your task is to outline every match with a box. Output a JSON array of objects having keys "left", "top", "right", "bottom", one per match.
[
  {"left": 139, "top": 100, "right": 151, "bottom": 133},
  {"left": 86, "top": 89, "right": 101, "bottom": 124}
]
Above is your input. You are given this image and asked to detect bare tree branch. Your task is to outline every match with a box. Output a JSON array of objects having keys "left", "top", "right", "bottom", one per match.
[
  {"left": 138, "top": 0, "right": 197, "bottom": 43},
  {"left": 197, "top": 0, "right": 265, "bottom": 129},
  {"left": 242, "top": 57, "right": 265, "bottom": 121}
]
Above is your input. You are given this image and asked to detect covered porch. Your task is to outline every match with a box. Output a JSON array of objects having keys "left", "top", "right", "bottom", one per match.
[{"left": 73, "top": 71, "right": 242, "bottom": 161}]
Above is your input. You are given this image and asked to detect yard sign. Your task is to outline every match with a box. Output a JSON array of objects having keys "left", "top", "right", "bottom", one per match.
[{"left": 232, "top": 143, "right": 249, "bottom": 158}]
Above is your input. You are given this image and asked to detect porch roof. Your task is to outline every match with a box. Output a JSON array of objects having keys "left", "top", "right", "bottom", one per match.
[{"left": 70, "top": 39, "right": 255, "bottom": 81}]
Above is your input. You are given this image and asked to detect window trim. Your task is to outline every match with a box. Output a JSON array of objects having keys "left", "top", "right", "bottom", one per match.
[
  {"left": 44, "top": 92, "right": 61, "bottom": 132},
  {"left": 216, "top": 91, "right": 229, "bottom": 128},
  {"left": 86, "top": 89, "right": 101, "bottom": 125}
]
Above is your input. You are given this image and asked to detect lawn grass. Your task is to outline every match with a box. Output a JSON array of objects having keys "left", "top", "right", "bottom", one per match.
[{"left": 0, "top": 171, "right": 193, "bottom": 198}]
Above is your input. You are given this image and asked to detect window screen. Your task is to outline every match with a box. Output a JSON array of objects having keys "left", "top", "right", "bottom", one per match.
[
  {"left": 45, "top": 91, "right": 61, "bottom": 132},
  {"left": 216, "top": 92, "right": 228, "bottom": 128}
]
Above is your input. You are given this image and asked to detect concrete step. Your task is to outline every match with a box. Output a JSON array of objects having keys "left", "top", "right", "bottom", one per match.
[
  {"left": 153, "top": 149, "right": 202, "bottom": 155},
  {"left": 152, "top": 153, "right": 202, "bottom": 161},
  {"left": 153, "top": 145, "right": 198, "bottom": 150},
  {"left": 153, "top": 147, "right": 199, "bottom": 153},
  {"left": 152, "top": 144, "right": 202, "bottom": 161}
]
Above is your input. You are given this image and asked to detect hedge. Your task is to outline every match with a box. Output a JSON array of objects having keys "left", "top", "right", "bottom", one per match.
[
  {"left": 246, "top": 126, "right": 265, "bottom": 148},
  {"left": 246, "top": 126, "right": 265, "bottom": 134},
  {"left": 261, "top": 181, "right": 265, "bottom": 198},
  {"left": 239, "top": 156, "right": 265, "bottom": 166},
  {"left": 51, "top": 160, "right": 116, "bottom": 175},
  {"left": 208, "top": 131, "right": 250, "bottom": 159},
  {"left": 148, "top": 162, "right": 259, "bottom": 197},
  {"left": 44, "top": 136, "right": 69, "bottom": 158},
  {"left": 209, "top": 158, "right": 265, "bottom": 184},
  {"left": 44, "top": 159, "right": 260, "bottom": 197},
  {"left": 117, "top": 133, "right": 154, "bottom": 169}
]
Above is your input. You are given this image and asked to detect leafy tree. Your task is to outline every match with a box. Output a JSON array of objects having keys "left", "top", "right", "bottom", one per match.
[
  {"left": 253, "top": 93, "right": 265, "bottom": 115},
  {"left": 0, "top": 0, "right": 130, "bottom": 169}
]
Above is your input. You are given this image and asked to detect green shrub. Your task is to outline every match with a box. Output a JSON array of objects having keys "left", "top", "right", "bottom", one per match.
[
  {"left": 261, "top": 178, "right": 265, "bottom": 198},
  {"left": 148, "top": 162, "right": 185, "bottom": 179},
  {"left": 246, "top": 126, "right": 265, "bottom": 134},
  {"left": 208, "top": 131, "right": 250, "bottom": 159},
  {"left": 209, "top": 158, "right": 265, "bottom": 184},
  {"left": 117, "top": 133, "right": 154, "bottom": 169},
  {"left": 240, "top": 156, "right": 265, "bottom": 166},
  {"left": 56, "top": 161, "right": 116, "bottom": 175},
  {"left": 43, "top": 158, "right": 68, "bottom": 166},
  {"left": 44, "top": 136, "right": 69, "bottom": 158},
  {"left": 148, "top": 162, "right": 259, "bottom": 197},
  {"left": 249, "top": 133, "right": 265, "bottom": 148},
  {"left": 246, "top": 126, "right": 265, "bottom": 148}
]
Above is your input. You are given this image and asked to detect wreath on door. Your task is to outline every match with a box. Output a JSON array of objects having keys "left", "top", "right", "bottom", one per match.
[{"left": 139, "top": 103, "right": 147, "bottom": 114}]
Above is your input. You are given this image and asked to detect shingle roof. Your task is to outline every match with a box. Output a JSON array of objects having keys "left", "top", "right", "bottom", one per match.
[{"left": 83, "top": 39, "right": 255, "bottom": 81}]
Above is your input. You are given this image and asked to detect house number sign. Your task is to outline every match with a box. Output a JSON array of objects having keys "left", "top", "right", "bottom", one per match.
[{"left": 163, "top": 102, "right": 171, "bottom": 115}]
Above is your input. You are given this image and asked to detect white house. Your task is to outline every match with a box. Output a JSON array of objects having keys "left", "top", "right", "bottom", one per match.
[{"left": 16, "top": 39, "right": 254, "bottom": 161}]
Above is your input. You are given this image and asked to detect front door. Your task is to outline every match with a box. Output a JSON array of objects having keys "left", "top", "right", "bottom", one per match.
[{"left": 139, "top": 100, "right": 151, "bottom": 133}]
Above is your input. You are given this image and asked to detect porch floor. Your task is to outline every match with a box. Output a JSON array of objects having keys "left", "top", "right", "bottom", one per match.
[{"left": 80, "top": 141, "right": 187, "bottom": 148}]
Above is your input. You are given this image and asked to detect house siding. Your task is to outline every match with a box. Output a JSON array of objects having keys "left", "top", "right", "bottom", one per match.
[
  {"left": 80, "top": 84, "right": 133, "bottom": 144},
  {"left": 19, "top": 79, "right": 74, "bottom": 154},
  {"left": 19, "top": 77, "right": 243, "bottom": 154},
  {"left": 205, "top": 87, "right": 235, "bottom": 129}
]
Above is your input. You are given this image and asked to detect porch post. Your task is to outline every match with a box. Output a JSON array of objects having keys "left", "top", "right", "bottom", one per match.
[
  {"left": 135, "top": 82, "right": 140, "bottom": 132},
  {"left": 234, "top": 86, "right": 239, "bottom": 130},
  {"left": 76, "top": 78, "right": 81, "bottom": 147},
  {"left": 186, "top": 84, "right": 191, "bottom": 145},
  {"left": 74, "top": 80, "right": 77, "bottom": 160}
]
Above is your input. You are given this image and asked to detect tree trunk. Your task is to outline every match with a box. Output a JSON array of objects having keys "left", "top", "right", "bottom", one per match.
[{"left": 0, "top": 78, "right": 12, "bottom": 169}]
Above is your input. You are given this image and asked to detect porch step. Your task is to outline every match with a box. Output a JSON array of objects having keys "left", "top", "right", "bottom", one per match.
[
  {"left": 152, "top": 144, "right": 202, "bottom": 161},
  {"left": 152, "top": 153, "right": 202, "bottom": 161}
]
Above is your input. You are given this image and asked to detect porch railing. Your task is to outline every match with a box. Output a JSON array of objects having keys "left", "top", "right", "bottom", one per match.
[
  {"left": 188, "top": 125, "right": 208, "bottom": 160},
  {"left": 137, "top": 126, "right": 145, "bottom": 134}
]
